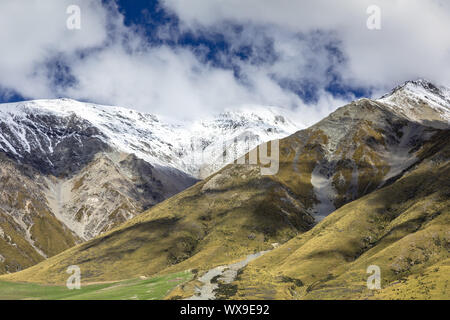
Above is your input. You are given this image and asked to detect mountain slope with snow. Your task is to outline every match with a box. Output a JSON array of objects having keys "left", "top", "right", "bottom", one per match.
[
  {"left": 0, "top": 99, "right": 300, "bottom": 179},
  {"left": 378, "top": 79, "right": 450, "bottom": 127},
  {"left": 0, "top": 99, "right": 300, "bottom": 272}
]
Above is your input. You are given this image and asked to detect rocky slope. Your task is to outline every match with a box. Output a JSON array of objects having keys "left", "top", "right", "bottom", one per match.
[
  {"left": 43, "top": 151, "right": 197, "bottom": 240},
  {"left": 0, "top": 149, "right": 197, "bottom": 273},
  {"left": 0, "top": 155, "right": 78, "bottom": 274},
  {"left": 3, "top": 80, "right": 447, "bottom": 294}
]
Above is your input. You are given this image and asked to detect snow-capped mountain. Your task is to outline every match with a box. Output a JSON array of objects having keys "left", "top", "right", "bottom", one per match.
[
  {"left": 177, "top": 106, "right": 300, "bottom": 178},
  {"left": 0, "top": 99, "right": 300, "bottom": 179},
  {"left": 295, "top": 80, "right": 450, "bottom": 220},
  {"left": 0, "top": 99, "right": 300, "bottom": 273},
  {"left": 378, "top": 79, "right": 450, "bottom": 127}
]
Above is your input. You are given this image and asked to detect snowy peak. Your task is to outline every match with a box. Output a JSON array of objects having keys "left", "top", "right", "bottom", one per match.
[
  {"left": 290, "top": 80, "right": 450, "bottom": 221},
  {"left": 211, "top": 106, "right": 299, "bottom": 131},
  {"left": 0, "top": 99, "right": 301, "bottom": 178},
  {"left": 161, "top": 105, "right": 301, "bottom": 178},
  {"left": 378, "top": 79, "right": 450, "bottom": 126},
  {"left": 381, "top": 79, "right": 450, "bottom": 106}
]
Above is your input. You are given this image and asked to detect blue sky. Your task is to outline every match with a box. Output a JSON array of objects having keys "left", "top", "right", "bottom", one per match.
[{"left": 0, "top": 0, "right": 449, "bottom": 123}]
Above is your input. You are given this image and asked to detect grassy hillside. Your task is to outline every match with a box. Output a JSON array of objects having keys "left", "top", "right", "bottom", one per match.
[
  {"left": 0, "top": 161, "right": 316, "bottom": 284},
  {"left": 228, "top": 132, "right": 450, "bottom": 299}
]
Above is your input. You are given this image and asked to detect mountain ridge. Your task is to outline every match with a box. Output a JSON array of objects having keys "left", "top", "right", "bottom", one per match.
[
  {"left": 0, "top": 99, "right": 300, "bottom": 179},
  {"left": 377, "top": 79, "right": 450, "bottom": 127}
]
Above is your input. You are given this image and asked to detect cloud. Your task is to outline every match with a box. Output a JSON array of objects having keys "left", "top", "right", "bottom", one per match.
[
  {"left": 162, "top": 0, "right": 450, "bottom": 89},
  {"left": 0, "top": 0, "right": 449, "bottom": 125},
  {"left": 0, "top": 0, "right": 109, "bottom": 97}
]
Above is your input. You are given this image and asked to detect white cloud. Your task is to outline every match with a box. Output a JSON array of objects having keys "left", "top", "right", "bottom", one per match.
[
  {"left": 0, "top": 0, "right": 109, "bottom": 97},
  {"left": 162, "top": 0, "right": 450, "bottom": 89},
  {"left": 0, "top": 0, "right": 449, "bottom": 124}
]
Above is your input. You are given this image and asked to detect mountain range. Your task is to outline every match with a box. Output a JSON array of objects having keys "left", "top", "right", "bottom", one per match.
[
  {"left": 0, "top": 100, "right": 298, "bottom": 273},
  {"left": 0, "top": 79, "right": 448, "bottom": 300}
]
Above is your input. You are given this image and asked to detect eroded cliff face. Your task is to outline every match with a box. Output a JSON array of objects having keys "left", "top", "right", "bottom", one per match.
[
  {"left": 0, "top": 101, "right": 197, "bottom": 273},
  {"left": 44, "top": 151, "right": 198, "bottom": 241},
  {"left": 0, "top": 155, "right": 77, "bottom": 274},
  {"left": 0, "top": 148, "right": 198, "bottom": 273}
]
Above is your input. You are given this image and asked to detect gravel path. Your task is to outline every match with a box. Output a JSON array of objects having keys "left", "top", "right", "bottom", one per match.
[{"left": 185, "top": 251, "right": 269, "bottom": 300}]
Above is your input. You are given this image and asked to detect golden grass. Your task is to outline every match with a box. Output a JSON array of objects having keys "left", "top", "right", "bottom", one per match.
[{"left": 230, "top": 142, "right": 450, "bottom": 299}]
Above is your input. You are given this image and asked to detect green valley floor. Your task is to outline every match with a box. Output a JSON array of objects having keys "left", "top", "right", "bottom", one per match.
[{"left": 0, "top": 271, "right": 192, "bottom": 300}]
